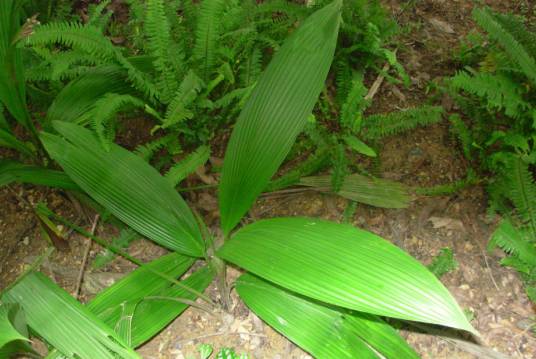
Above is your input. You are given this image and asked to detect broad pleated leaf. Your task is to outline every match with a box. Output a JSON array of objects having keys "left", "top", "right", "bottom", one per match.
[
  {"left": 122, "top": 266, "right": 213, "bottom": 346},
  {"left": 299, "top": 174, "right": 410, "bottom": 208},
  {"left": 0, "top": 160, "right": 79, "bottom": 190},
  {"left": 218, "top": 0, "right": 342, "bottom": 235},
  {"left": 87, "top": 253, "right": 195, "bottom": 315},
  {"left": 218, "top": 217, "right": 476, "bottom": 334},
  {"left": 41, "top": 122, "right": 204, "bottom": 257},
  {"left": 46, "top": 64, "right": 135, "bottom": 124},
  {"left": 0, "top": 303, "right": 29, "bottom": 348},
  {"left": 237, "top": 274, "right": 419, "bottom": 359},
  {"left": 88, "top": 255, "right": 212, "bottom": 347},
  {"left": 2, "top": 272, "right": 140, "bottom": 359}
]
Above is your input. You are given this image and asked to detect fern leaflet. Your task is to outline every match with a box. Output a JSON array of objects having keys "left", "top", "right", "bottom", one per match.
[
  {"left": 89, "top": 93, "right": 145, "bottom": 150},
  {"left": 361, "top": 106, "right": 444, "bottom": 140},
  {"left": 193, "top": 0, "right": 225, "bottom": 81},
  {"left": 473, "top": 8, "right": 536, "bottom": 85},
  {"left": 165, "top": 145, "right": 211, "bottom": 187}
]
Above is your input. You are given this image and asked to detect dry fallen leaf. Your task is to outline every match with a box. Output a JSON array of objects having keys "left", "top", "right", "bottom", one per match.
[{"left": 429, "top": 216, "right": 465, "bottom": 231}]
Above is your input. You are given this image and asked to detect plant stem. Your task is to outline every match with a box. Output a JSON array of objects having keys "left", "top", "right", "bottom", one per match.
[
  {"left": 211, "top": 256, "right": 231, "bottom": 311},
  {"left": 45, "top": 209, "right": 218, "bottom": 308}
]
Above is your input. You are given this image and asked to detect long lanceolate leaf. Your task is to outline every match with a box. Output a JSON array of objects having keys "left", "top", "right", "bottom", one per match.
[
  {"left": 0, "top": 160, "right": 78, "bottom": 190},
  {"left": 2, "top": 273, "right": 140, "bottom": 359},
  {"left": 218, "top": 217, "right": 476, "bottom": 334},
  {"left": 41, "top": 122, "right": 204, "bottom": 257},
  {"left": 236, "top": 274, "right": 419, "bottom": 359},
  {"left": 0, "top": 129, "right": 34, "bottom": 157},
  {"left": 219, "top": 0, "right": 342, "bottom": 235}
]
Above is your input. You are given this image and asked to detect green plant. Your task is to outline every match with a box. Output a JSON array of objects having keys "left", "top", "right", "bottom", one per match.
[
  {"left": 2, "top": 2, "right": 475, "bottom": 358},
  {"left": 193, "top": 344, "right": 249, "bottom": 359},
  {"left": 28, "top": 0, "right": 308, "bottom": 153},
  {"left": 427, "top": 248, "right": 459, "bottom": 279},
  {"left": 448, "top": 7, "right": 536, "bottom": 301}
]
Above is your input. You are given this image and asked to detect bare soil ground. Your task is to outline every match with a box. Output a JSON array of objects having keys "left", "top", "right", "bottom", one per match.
[{"left": 1, "top": 0, "right": 536, "bottom": 358}]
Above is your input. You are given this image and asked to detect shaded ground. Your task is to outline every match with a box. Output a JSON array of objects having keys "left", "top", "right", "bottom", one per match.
[{"left": 1, "top": 0, "right": 536, "bottom": 358}]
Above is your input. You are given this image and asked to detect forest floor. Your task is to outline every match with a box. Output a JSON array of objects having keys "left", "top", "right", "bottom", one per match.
[{"left": 1, "top": 0, "right": 536, "bottom": 358}]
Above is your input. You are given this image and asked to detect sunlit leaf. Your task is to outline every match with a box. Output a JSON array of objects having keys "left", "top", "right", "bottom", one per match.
[
  {"left": 87, "top": 254, "right": 213, "bottom": 347},
  {"left": 2, "top": 272, "right": 140, "bottom": 358},
  {"left": 218, "top": 217, "right": 476, "bottom": 334},
  {"left": 237, "top": 274, "right": 419, "bottom": 359},
  {"left": 0, "top": 303, "right": 32, "bottom": 357},
  {"left": 218, "top": 0, "right": 342, "bottom": 235},
  {"left": 41, "top": 122, "right": 204, "bottom": 257}
]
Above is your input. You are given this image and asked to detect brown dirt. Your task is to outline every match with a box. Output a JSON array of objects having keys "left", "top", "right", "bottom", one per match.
[{"left": 1, "top": 0, "right": 536, "bottom": 358}]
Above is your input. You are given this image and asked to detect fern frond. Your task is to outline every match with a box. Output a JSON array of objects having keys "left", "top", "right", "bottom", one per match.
[
  {"left": 334, "top": 59, "right": 353, "bottom": 105},
  {"left": 449, "top": 114, "right": 473, "bottom": 159},
  {"left": 265, "top": 148, "right": 330, "bottom": 192},
  {"left": 145, "top": 0, "right": 177, "bottom": 102},
  {"left": 161, "top": 70, "right": 204, "bottom": 129},
  {"left": 506, "top": 157, "right": 536, "bottom": 238},
  {"left": 340, "top": 73, "right": 368, "bottom": 132},
  {"left": 89, "top": 93, "right": 146, "bottom": 150},
  {"left": 331, "top": 143, "right": 348, "bottom": 193},
  {"left": 193, "top": 0, "right": 225, "bottom": 81},
  {"left": 239, "top": 46, "right": 262, "bottom": 87},
  {"left": 27, "top": 21, "right": 159, "bottom": 99},
  {"left": 213, "top": 86, "right": 252, "bottom": 109},
  {"left": 26, "top": 22, "right": 117, "bottom": 59},
  {"left": 489, "top": 219, "right": 536, "bottom": 265},
  {"left": 451, "top": 71, "right": 528, "bottom": 118},
  {"left": 361, "top": 106, "right": 443, "bottom": 140},
  {"left": 491, "top": 11, "right": 536, "bottom": 64},
  {"left": 87, "top": 0, "right": 113, "bottom": 31},
  {"left": 473, "top": 8, "right": 536, "bottom": 85},
  {"left": 427, "top": 248, "right": 458, "bottom": 278},
  {"left": 115, "top": 56, "right": 160, "bottom": 101},
  {"left": 134, "top": 134, "right": 177, "bottom": 161},
  {"left": 165, "top": 145, "right": 210, "bottom": 187}
]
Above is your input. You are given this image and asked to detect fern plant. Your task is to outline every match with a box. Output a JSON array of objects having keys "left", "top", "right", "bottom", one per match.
[
  {"left": 448, "top": 7, "right": 536, "bottom": 301},
  {"left": 25, "top": 0, "right": 316, "bottom": 162},
  {"left": 1, "top": 3, "right": 476, "bottom": 358}
]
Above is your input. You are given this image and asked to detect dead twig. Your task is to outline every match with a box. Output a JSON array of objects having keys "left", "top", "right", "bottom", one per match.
[
  {"left": 365, "top": 57, "right": 393, "bottom": 101},
  {"left": 74, "top": 214, "right": 99, "bottom": 299}
]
